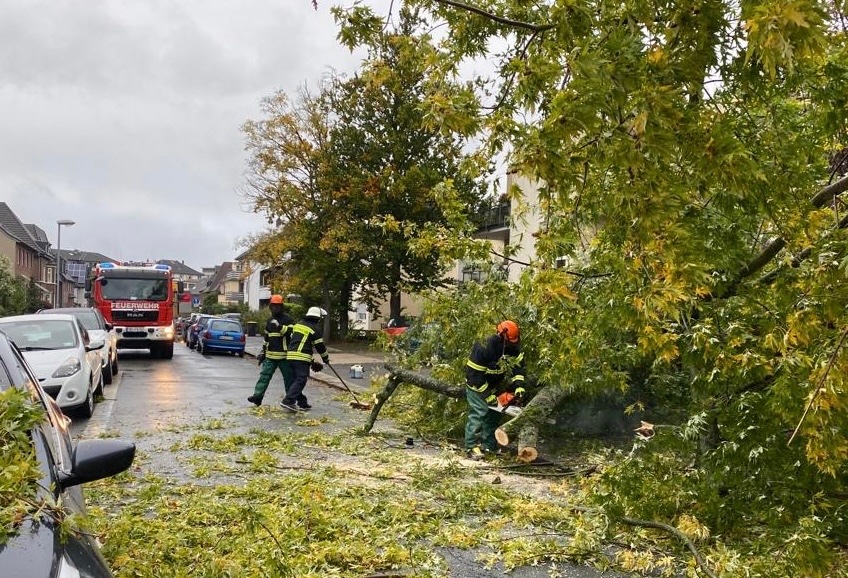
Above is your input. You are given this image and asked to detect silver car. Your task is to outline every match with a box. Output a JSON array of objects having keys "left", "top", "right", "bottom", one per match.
[
  {"left": 0, "top": 313, "right": 105, "bottom": 418},
  {"left": 45, "top": 307, "right": 119, "bottom": 385}
]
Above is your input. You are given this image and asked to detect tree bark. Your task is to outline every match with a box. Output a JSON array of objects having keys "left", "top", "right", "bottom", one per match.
[
  {"left": 364, "top": 373, "right": 402, "bottom": 433},
  {"left": 494, "top": 381, "right": 570, "bottom": 449},
  {"left": 383, "top": 364, "right": 465, "bottom": 398},
  {"left": 365, "top": 365, "right": 465, "bottom": 433}
]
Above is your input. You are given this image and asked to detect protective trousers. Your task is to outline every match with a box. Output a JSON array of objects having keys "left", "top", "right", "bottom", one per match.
[
  {"left": 252, "top": 358, "right": 295, "bottom": 402},
  {"left": 281, "top": 360, "right": 311, "bottom": 407},
  {"left": 464, "top": 387, "right": 501, "bottom": 452}
]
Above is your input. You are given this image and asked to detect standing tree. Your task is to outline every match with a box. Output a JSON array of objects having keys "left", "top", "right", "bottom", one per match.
[
  {"left": 242, "top": 78, "right": 358, "bottom": 337},
  {"left": 326, "top": 5, "right": 487, "bottom": 321},
  {"left": 0, "top": 257, "right": 27, "bottom": 316}
]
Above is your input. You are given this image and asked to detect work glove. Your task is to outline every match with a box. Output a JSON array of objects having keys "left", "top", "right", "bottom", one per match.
[
  {"left": 513, "top": 387, "right": 526, "bottom": 399},
  {"left": 310, "top": 361, "right": 324, "bottom": 373},
  {"left": 485, "top": 394, "right": 498, "bottom": 405},
  {"left": 256, "top": 352, "right": 265, "bottom": 365}
]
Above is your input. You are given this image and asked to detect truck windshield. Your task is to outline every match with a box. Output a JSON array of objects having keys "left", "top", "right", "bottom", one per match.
[{"left": 101, "top": 278, "right": 169, "bottom": 301}]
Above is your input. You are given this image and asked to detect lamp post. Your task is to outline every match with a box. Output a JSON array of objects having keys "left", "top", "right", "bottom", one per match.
[{"left": 55, "top": 219, "right": 75, "bottom": 308}]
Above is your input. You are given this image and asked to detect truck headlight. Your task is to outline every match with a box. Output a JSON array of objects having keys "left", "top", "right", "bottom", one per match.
[{"left": 53, "top": 357, "right": 81, "bottom": 378}]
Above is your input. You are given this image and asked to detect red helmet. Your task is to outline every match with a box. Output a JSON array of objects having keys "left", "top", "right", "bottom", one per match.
[
  {"left": 497, "top": 320, "right": 520, "bottom": 343},
  {"left": 270, "top": 294, "right": 284, "bottom": 304}
]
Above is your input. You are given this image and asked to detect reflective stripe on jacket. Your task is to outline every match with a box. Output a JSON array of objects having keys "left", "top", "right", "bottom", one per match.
[
  {"left": 285, "top": 320, "right": 329, "bottom": 363},
  {"left": 465, "top": 334, "right": 524, "bottom": 392},
  {"left": 264, "top": 312, "right": 293, "bottom": 360}
]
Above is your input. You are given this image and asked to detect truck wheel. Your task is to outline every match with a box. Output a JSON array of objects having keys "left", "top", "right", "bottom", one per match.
[{"left": 163, "top": 343, "right": 174, "bottom": 359}]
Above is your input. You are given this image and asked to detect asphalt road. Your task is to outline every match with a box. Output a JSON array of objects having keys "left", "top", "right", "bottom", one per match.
[{"left": 70, "top": 342, "right": 630, "bottom": 578}]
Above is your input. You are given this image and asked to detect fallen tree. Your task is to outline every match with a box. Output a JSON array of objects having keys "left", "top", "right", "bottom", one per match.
[{"left": 375, "top": 364, "right": 564, "bottom": 462}]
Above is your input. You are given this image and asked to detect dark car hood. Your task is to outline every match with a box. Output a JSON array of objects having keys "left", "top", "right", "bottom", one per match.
[
  {"left": 0, "top": 519, "right": 57, "bottom": 577},
  {"left": 0, "top": 517, "right": 113, "bottom": 578}
]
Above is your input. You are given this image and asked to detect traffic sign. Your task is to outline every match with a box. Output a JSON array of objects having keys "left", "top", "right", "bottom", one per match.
[{"left": 192, "top": 297, "right": 201, "bottom": 307}]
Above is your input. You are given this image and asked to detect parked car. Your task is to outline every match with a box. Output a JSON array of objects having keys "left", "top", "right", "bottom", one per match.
[
  {"left": 43, "top": 307, "right": 119, "bottom": 385},
  {"left": 0, "top": 313, "right": 105, "bottom": 418},
  {"left": 185, "top": 314, "right": 218, "bottom": 349},
  {"left": 197, "top": 318, "right": 246, "bottom": 356},
  {"left": 0, "top": 329, "right": 135, "bottom": 577},
  {"left": 382, "top": 316, "right": 415, "bottom": 339}
]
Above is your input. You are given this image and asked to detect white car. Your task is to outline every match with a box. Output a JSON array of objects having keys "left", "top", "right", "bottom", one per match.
[
  {"left": 46, "top": 307, "right": 119, "bottom": 384},
  {"left": 0, "top": 313, "right": 105, "bottom": 418}
]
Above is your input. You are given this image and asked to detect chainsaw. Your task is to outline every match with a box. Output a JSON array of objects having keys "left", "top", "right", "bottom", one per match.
[{"left": 488, "top": 391, "right": 522, "bottom": 416}]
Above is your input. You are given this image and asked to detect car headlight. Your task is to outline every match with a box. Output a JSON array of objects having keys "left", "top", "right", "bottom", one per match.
[{"left": 53, "top": 356, "right": 81, "bottom": 378}]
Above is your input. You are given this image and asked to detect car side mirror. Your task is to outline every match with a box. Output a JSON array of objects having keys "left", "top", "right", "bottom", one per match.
[
  {"left": 86, "top": 339, "right": 105, "bottom": 351},
  {"left": 58, "top": 439, "right": 135, "bottom": 489}
]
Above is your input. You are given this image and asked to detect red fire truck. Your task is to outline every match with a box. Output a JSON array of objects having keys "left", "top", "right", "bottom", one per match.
[{"left": 87, "top": 262, "right": 182, "bottom": 359}]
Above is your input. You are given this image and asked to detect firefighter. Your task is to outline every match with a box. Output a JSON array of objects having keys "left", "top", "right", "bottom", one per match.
[
  {"left": 279, "top": 306, "right": 330, "bottom": 413},
  {"left": 464, "top": 320, "right": 526, "bottom": 460},
  {"left": 247, "top": 294, "right": 296, "bottom": 407}
]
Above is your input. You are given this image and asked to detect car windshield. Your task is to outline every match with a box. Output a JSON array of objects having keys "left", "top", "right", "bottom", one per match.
[
  {"left": 62, "top": 310, "right": 101, "bottom": 331},
  {"left": 0, "top": 320, "right": 79, "bottom": 350},
  {"left": 210, "top": 320, "right": 242, "bottom": 332},
  {"left": 101, "top": 278, "right": 168, "bottom": 301}
]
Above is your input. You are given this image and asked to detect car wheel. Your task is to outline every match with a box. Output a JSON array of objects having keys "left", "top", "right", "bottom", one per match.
[
  {"left": 94, "top": 370, "right": 105, "bottom": 396},
  {"left": 112, "top": 352, "right": 119, "bottom": 375},
  {"left": 238, "top": 350, "right": 244, "bottom": 358},
  {"left": 103, "top": 361, "right": 113, "bottom": 385},
  {"left": 77, "top": 386, "right": 94, "bottom": 418}
]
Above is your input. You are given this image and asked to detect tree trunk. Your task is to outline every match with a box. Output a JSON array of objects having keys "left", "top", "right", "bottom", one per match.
[
  {"left": 365, "top": 366, "right": 464, "bottom": 433},
  {"left": 389, "top": 289, "right": 402, "bottom": 322},
  {"left": 494, "top": 381, "right": 570, "bottom": 452},
  {"left": 364, "top": 374, "right": 402, "bottom": 433}
]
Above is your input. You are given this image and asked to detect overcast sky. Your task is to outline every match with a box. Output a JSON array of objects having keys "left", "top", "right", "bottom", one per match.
[{"left": 0, "top": 0, "right": 370, "bottom": 273}]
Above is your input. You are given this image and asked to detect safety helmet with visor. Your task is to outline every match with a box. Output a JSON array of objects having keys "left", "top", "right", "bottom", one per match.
[
  {"left": 269, "top": 294, "right": 284, "bottom": 304},
  {"left": 306, "top": 306, "right": 328, "bottom": 319}
]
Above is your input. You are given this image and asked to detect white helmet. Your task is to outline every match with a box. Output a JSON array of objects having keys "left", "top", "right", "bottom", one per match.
[{"left": 306, "top": 306, "right": 327, "bottom": 318}]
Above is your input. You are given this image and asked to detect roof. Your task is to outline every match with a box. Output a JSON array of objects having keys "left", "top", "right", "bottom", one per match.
[
  {"left": 0, "top": 203, "right": 45, "bottom": 255},
  {"left": 157, "top": 259, "right": 202, "bottom": 277},
  {"left": 59, "top": 249, "right": 118, "bottom": 264},
  {"left": 201, "top": 262, "right": 233, "bottom": 293}
]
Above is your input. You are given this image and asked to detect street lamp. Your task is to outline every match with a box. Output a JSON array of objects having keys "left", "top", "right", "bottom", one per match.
[{"left": 55, "top": 219, "right": 75, "bottom": 308}]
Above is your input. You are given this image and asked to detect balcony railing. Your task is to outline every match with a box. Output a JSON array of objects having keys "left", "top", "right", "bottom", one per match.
[{"left": 478, "top": 201, "right": 510, "bottom": 232}]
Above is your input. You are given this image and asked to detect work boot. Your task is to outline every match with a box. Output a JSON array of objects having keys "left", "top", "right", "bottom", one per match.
[
  {"left": 247, "top": 395, "right": 262, "bottom": 407},
  {"left": 466, "top": 447, "right": 484, "bottom": 461},
  {"left": 297, "top": 402, "right": 312, "bottom": 411},
  {"left": 280, "top": 401, "right": 301, "bottom": 413}
]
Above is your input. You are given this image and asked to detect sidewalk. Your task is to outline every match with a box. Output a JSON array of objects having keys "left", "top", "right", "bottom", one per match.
[{"left": 244, "top": 335, "right": 384, "bottom": 396}]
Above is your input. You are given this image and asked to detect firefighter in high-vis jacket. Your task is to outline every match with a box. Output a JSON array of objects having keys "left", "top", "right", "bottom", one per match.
[
  {"left": 248, "top": 294, "right": 295, "bottom": 407},
  {"left": 464, "top": 320, "right": 526, "bottom": 460},
  {"left": 279, "top": 306, "right": 330, "bottom": 412}
]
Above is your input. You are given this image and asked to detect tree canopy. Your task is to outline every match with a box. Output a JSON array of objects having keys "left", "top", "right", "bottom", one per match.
[{"left": 333, "top": 0, "right": 848, "bottom": 574}]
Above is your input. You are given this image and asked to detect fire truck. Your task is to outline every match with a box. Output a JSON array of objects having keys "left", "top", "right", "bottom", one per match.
[{"left": 87, "top": 262, "right": 182, "bottom": 359}]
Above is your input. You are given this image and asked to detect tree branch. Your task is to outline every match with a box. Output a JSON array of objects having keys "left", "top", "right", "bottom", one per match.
[{"left": 432, "top": 0, "right": 556, "bottom": 32}]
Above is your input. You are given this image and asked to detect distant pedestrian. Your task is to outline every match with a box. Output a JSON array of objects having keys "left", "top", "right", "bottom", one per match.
[
  {"left": 248, "top": 295, "right": 294, "bottom": 406},
  {"left": 279, "top": 306, "right": 329, "bottom": 412}
]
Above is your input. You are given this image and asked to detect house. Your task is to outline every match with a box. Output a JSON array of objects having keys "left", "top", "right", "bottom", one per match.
[
  {"left": 199, "top": 261, "right": 244, "bottom": 307},
  {"left": 157, "top": 259, "right": 203, "bottom": 293},
  {"left": 0, "top": 202, "right": 57, "bottom": 306},
  {"left": 57, "top": 249, "right": 118, "bottom": 306}
]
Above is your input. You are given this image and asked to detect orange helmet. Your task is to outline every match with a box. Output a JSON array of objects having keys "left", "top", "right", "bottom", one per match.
[
  {"left": 270, "top": 294, "right": 284, "bottom": 304},
  {"left": 497, "top": 320, "right": 520, "bottom": 343}
]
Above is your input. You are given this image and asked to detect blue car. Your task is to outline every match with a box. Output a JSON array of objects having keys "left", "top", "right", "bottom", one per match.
[{"left": 197, "top": 318, "right": 246, "bottom": 356}]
